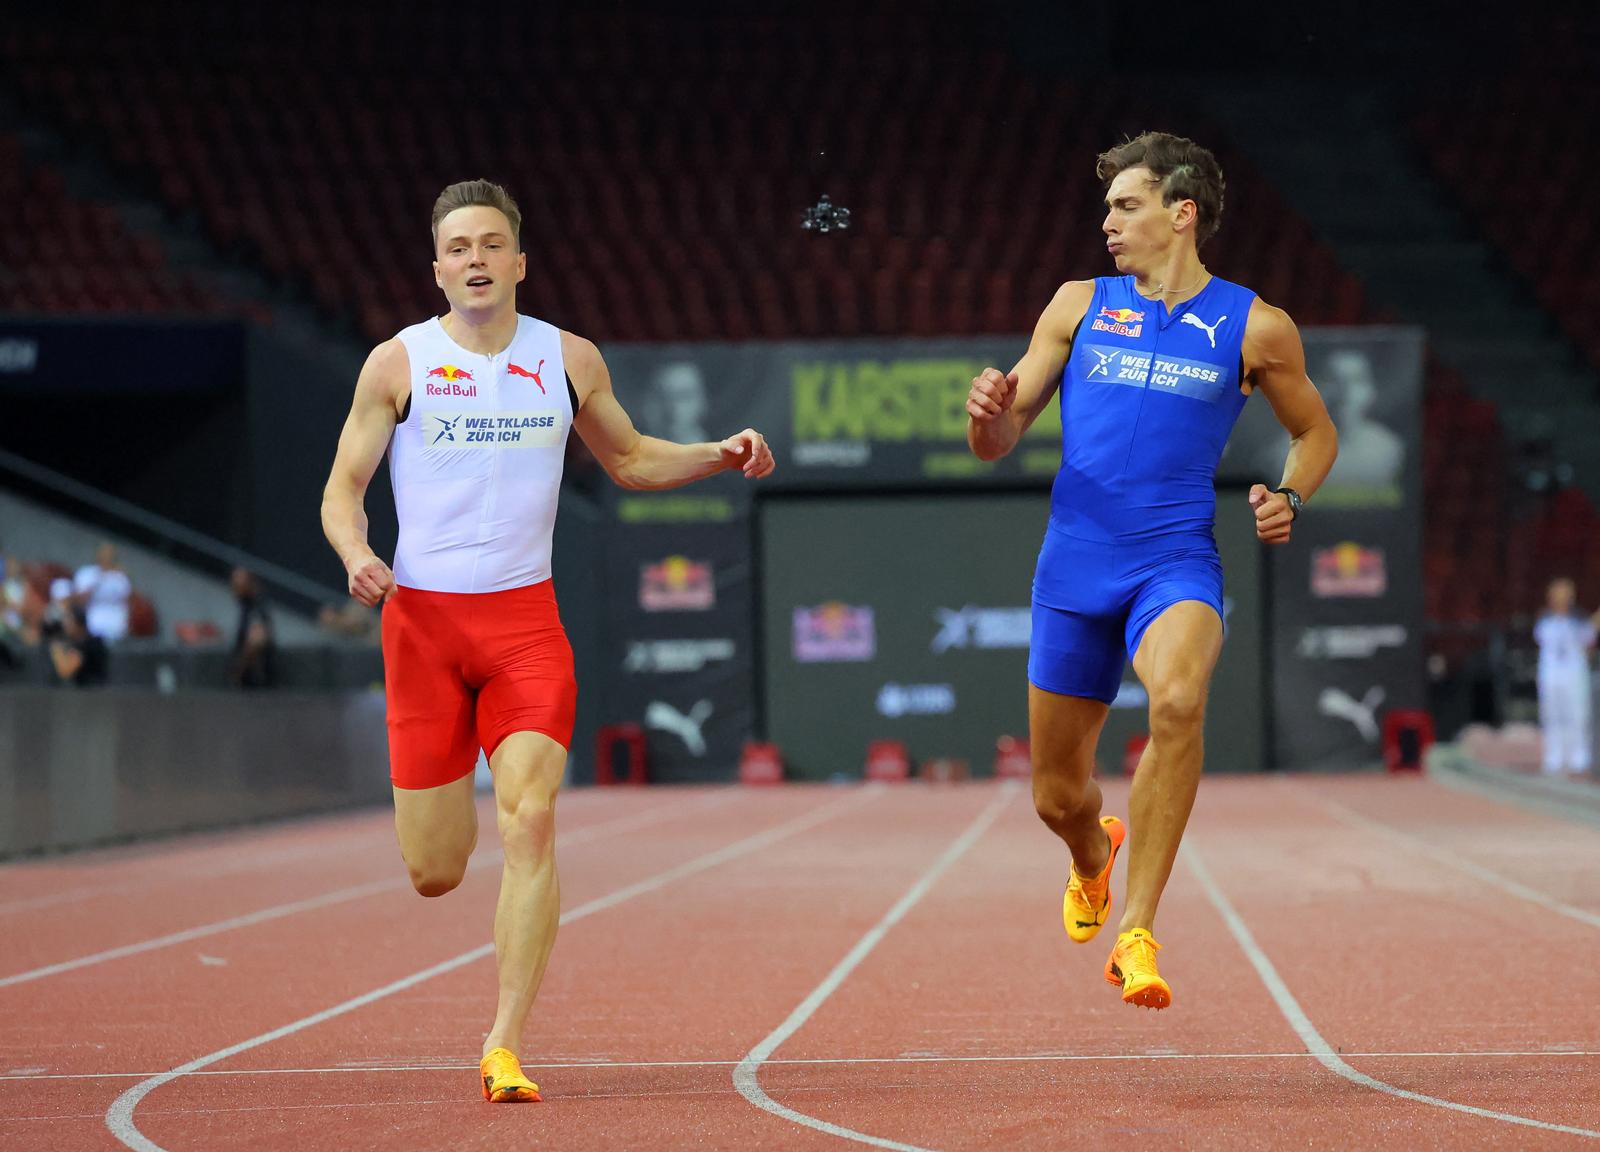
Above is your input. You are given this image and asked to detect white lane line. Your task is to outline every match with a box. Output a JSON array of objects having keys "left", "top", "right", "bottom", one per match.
[
  {"left": 1185, "top": 842, "right": 1600, "bottom": 1140},
  {"left": 0, "top": 884, "right": 144, "bottom": 917},
  {"left": 105, "top": 789, "right": 873, "bottom": 1152},
  {"left": 734, "top": 781, "right": 1018, "bottom": 1152},
  {"left": 0, "top": 791, "right": 703, "bottom": 918},
  {"left": 0, "top": 791, "right": 732, "bottom": 989},
  {"left": 6, "top": 1048, "right": 1598, "bottom": 1081},
  {"left": 1427, "top": 761, "right": 1600, "bottom": 829},
  {"left": 1308, "top": 794, "right": 1600, "bottom": 930}
]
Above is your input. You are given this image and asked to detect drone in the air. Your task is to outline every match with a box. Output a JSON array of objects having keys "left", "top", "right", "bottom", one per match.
[{"left": 801, "top": 194, "right": 851, "bottom": 233}]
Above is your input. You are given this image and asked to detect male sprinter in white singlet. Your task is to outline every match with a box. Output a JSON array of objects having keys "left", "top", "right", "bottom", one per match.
[{"left": 321, "top": 180, "right": 774, "bottom": 1102}]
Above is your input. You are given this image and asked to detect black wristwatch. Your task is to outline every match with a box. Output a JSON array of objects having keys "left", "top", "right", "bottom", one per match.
[{"left": 1274, "top": 486, "right": 1303, "bottom": 519}]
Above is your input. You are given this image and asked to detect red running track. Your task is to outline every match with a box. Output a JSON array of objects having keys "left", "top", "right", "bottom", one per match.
[{"left": 1, "top": 773, "right": 1597, "bottom": 1151}]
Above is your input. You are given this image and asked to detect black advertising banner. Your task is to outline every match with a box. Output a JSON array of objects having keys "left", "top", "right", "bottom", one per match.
[
  {"left": 593, "top": 326, "right": 1421, "bottom": 777},
  {"left": 605, "top": 330, "right": 1418, "bottom": 498},
  {"left": 0, "top": 317, "right": 245, "bottom": 396},
  {"left": 760, "top": 491, "right": 1265, "bottom": 781},
  {"left": 1261, "top": 330, "right": 1426, "bottom": 769},
  {"left": 597, "top": 486, "right": 755, "bottom": 783},
  {"left": 1222, "top": 327, "right": 1419, "bottom": 501},
  {"left": 760, "top": 492, "right": 1043, "bottom": 779},
  {"left": 603, "top": 339, "right": 1061, "bottom": 491}
]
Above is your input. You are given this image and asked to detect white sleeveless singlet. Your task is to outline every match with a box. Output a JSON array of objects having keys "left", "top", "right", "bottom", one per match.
[{"left": 388, "top": 315, "right": 572, "bottom": 593}]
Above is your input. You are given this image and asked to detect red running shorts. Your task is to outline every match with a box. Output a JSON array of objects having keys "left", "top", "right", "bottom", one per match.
[{"left": 380, "top": 580, "right": 577, "bottom": 790}]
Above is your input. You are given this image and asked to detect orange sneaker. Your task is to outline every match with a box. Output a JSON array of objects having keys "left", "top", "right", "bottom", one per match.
[
  {"left": 1104, "top": 928, "right": 1172, "bottom": 1010},
  {"left": 480, "top": 1048, "right": 541, "bottom": 1102},
  {"left": 1062, "top": 816, "right": 1126, "bottom": 943}
]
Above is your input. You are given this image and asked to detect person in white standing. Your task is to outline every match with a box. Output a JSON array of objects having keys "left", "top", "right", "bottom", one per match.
[
  {"left": 1533, "top": 576, "right": 1598, "bottom": 775},
  {"left": 72, "top": 541, "right": 132, "bottom": 644}
]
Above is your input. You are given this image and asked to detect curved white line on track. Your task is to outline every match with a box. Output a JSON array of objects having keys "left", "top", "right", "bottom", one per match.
[
  {"left": 1185, "top": 842, "right": 1600, "bottom": 1140},
  {"left": 1309, "top": 794, "right": 1600, "bottom": 930},
  {"left": 734, "top": 782, "right": 1017, "bottom": 1152},
  {"left": 1428, "top": 761, "right": 1600, "bottom": 829},
  {"left": 105, "top": 789, "right": 871, "bottom": 1152},
  {"left": 11, "top": 1048, "right": 1600, "bottom": 1082},
  {"left": 0, "top": 884, "right": 145, "bottom": 917},
  {"left": 0, "top": 792, "right": 701, "bottom": 919},
  {"left": 0, "top": 792, "right": 732, "bottom": 988}
]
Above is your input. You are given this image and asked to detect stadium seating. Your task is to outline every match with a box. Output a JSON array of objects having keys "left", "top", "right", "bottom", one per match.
[
  {"left": 5, "top": 0, "right": 1589, "bottom": 664},
  {"left": 0, "top": 133, "right": 217, "bottom": 316},
  {"left": 1410, "top": 12, "right": 1600, "bottom": 373},
  {"left": 0, "top": 6, "right": 1370, "bottom": 342}
]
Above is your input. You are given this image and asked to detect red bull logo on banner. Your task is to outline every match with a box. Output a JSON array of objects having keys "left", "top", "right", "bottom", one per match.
[
  {"left": 640, "top": 556, "right": 716, "bottom": 611},
  {"left": 1311, "top": 542, "right": 1387, "bottom": 598},
  {"left": 792, "top": 602, "right": 876, "bottom": 663}
]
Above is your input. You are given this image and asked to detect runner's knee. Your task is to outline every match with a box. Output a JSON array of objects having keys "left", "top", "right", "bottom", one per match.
[
  {"left": 407, "top": 851, "right": 470, "bottom": 897},
  {"left": 1149, "top": 681, "right": 1206, "bottom": 736},
  {"left": 1032, "top": 771, "right": 1091, "bottom": 826},
  {"left": 497, "top": 787, "right": 556, "bottom": 865}
]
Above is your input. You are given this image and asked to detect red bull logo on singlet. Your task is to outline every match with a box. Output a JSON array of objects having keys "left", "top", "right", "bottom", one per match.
[
  {"left": 1090, "top": 306, "right": 1144, "bottom": 338},
  {"left": 425, "top": 365, "right": 478, "bottom": 397}
]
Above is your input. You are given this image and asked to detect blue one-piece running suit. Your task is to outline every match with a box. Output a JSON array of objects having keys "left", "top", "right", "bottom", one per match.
[{"left": 1027, "top": 274, "right": 1257, "bottom": 702}]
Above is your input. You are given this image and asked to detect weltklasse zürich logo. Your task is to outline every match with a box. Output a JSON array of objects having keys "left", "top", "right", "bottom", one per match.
[
  {"left": 431, "top": 414, "right": 463, "bottom": 444},
  {"left": 1087, "top": 348, "right": 1119, "bottom": 379},
  {"left": 424, "top": 411, "right": 562, "bottom": 449},
  {"left": 1082, "top": 345, "right": 1225, "bottom": 401}
]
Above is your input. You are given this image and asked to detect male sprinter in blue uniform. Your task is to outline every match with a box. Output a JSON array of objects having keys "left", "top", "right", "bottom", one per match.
[{"left": 967, "top": 132, "right": 1338, "bottom": 1009}]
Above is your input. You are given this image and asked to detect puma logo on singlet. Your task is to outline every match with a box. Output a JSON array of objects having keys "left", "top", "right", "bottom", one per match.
[
  {"left": 1180, "top": 312, "right": 1227, "bottom": 348},
  {"left": 507, "top": 359, "right": 546, "bottom": 394},
  {"left": 646, "top": 699, "right": 713, "bottom": 756}
]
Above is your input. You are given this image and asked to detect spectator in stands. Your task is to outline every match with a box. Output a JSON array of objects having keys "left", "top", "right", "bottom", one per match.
[
  {"left": 229, "top": 567, "right": 276, "bottom": 688},
  {"left": 46, "top": 576, "right": 75, "bottom": 634},
  {"left": 48, "top": 603, "right": 109, "bottom": 688},
  {"left": 0, "top": 552, "right": 27, "bottom": 667},
  {"left": 9, "top": 577, "right": 48, "bottom": 651},
  {"left": 1535, "top": 576, "right": 1598, "bottom": 776},
  {"left": 73, "top": 542, "right": 133, "bottom": 644}
]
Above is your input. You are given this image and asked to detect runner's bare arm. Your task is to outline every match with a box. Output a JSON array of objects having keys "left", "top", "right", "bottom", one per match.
[
  {"left": 967, "top": 280, "right": 1093, "bottom": 461},
  {"left": 1244, "top": 300, "right": 1338, "bottom": 500},
  {"left": 321, "top": 339, "right": 405, "bottom": 605},
  {"left": 1242, "top": 300, "right": 1338, "bottom": 542},
  {"left": 564, "top": 332, "right": 774, "bottom": 488}
]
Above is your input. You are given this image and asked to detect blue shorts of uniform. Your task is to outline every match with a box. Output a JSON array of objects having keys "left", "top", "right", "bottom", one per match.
[{"left": 1028, "top": 528, "right": 1225, "bottom": 703}]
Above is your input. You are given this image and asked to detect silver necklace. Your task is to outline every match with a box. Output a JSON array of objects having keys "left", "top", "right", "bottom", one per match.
[{"left": 1137, "top": 268, "right": 1208, "bottom": 299}]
